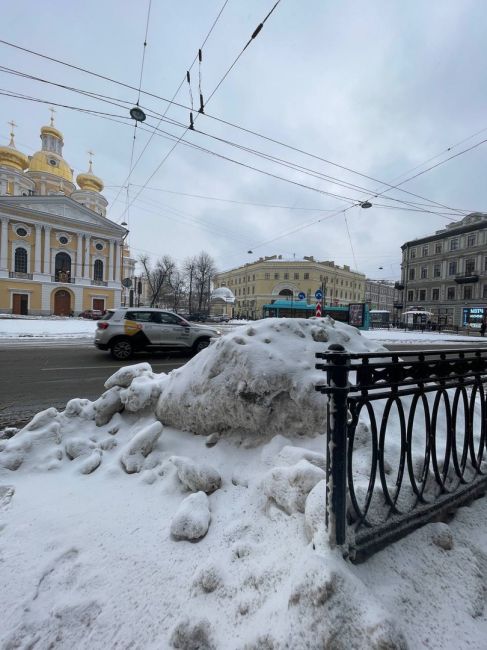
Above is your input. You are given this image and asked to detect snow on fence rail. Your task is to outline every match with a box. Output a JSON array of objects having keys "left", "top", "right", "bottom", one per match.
[{"left": 315, "top": 346, "right": 487, "bottom": 562}]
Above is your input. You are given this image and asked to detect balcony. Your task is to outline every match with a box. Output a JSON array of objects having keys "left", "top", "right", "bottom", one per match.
[
  {"left": 454, "top": 272, "right": 479, "bottom": 284},
  {"left": 9, "top": 271, "right": 33, "bottom": 280},
  {"left": 52, "top": 273, "right": 75, "bottom": 284},
  {"left": 394, "top": 282, "right": 404, "bottom": 290},
  {"left": 91, "top": 279, "right": 108, "bottom": 287}
]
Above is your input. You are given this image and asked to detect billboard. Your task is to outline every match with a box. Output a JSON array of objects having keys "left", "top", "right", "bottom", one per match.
[{"left": 349, "top": 303, "right": 365, "bottom": 328}]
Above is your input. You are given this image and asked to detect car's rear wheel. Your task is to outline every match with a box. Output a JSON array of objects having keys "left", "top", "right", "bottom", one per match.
[
  {"left": 192, "top": 337, "right": 210, "bottom": 354},
  {"left": 110, "top": 338, "right": 134, "bottom": 360}
]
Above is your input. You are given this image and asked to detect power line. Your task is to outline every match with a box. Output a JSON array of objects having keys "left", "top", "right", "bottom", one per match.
[{"left": 0, "top": 38, "right": 478, "bottom": 216}]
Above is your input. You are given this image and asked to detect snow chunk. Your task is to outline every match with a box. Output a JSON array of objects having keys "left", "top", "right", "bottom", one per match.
[
  {"left": 430, "top": 522, "right": 454, "bottom": 550},
  {"left": 65, "top": 438, "right": 94, "bottom": 460},
  {"left": 120, "top": 421, "right": 163, "bottom": 474},
  {"left": 104, "top": 362, "right": 153, "bottom": 389},
  {"left": 120, "top": 374, "right": 164, "bottom": 412},
  {"left": 79, "top": 449, "right": 102, "bottom": 474},
  {"left": 170, "top": 491, "right": 211, "bottom": 540},
  {"left": 275, "top": 445, "right": 326, "bottom": 471},
  {"left": 170, "top": 617, "right": 214, "bottom": 649},
  {"left": 304, "top": 479, "right": 327, "bottom": 544},
  {"left": 263, "top": 459, "right": 326, "bottom": 514},
  {"left": 156, "top": 317, "right": 383, "bottom": 439},
  {"left": 92, "top": 387, "right": 123, "bottom": 426},
  {"left": 170, "top": 456, "right": 221, "bottom": 493}
]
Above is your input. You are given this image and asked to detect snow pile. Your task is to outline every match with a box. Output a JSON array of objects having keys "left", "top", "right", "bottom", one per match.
[{"left": 156, "top": 317, "right": 384, "bottom": 438}]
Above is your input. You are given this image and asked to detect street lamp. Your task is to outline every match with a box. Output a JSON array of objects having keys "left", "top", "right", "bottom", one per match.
[{"left": 360, "top": 201, "right": 372, "bottom": 209}]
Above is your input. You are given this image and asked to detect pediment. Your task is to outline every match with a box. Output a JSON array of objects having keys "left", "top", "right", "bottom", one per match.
[{"left": 0, "top": 196, "right": 125, "bottom": 235}]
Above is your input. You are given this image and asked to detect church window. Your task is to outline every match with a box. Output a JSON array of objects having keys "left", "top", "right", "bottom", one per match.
[
  {"left": 95, "top": 242, "right": 104, "bottom": 251},
  {"left": 15, "top": 247, "right": 28, "bottom": 273},
  {"left": 16, "top": 227, "right": 27, "bottom": 237},
  {"left": 94, "top": 259, "right": 104, "bottom": 281},
  {"left": 59, "top": 236, "right": 68, "bottom": 245}
]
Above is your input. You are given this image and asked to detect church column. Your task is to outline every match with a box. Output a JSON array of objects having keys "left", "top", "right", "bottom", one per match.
[
  {"left": 109, "top": 240, "right": 115, "bottom": 281},
  {"left": 84, "top": 236, "right": 91, "bottom": 280},
  {"left": 76, "top": 233, "right": 83, "bottom": 280},
  {"left": 43, "top": 226, "right": 51, "bottom": 275},
  {"left": 0, "top": 218, "right": 8, "bottom": 270},
  {"left": 34, "top": 225, "right": 42, "bottom": 273},
  {"left": 114, "top": 240, "right": 121, "bottom": 283}
]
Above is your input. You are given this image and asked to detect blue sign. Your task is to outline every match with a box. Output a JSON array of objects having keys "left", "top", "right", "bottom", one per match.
[
  {"left": 298, "top": 292, "right": 306, "bottom": 300},
  {"left": 314, "top": 289, "right": 323, "bottom": 300}
]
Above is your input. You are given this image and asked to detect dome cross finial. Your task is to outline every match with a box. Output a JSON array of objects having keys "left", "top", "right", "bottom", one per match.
[
  {"left": 49, "top": 106, "right": 56, "bottom": 126},
  {"left": 8, "top": 120, "right": 17, "bottom": 146},
  {"left": 87, "top": 149, "right": 95, "bottom": 172}
]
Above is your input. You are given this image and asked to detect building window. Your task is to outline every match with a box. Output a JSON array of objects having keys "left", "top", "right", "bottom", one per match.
[
  {"left": 483, "top": 285, "right": 487, "bottom": 299},
  {"left": 450, "top": 238, "right": 459, "bottom": 251},
  {"left": 433, "top": 263, "right": 441, "bottom": 278},
  {"left": 432, "top": 288, "right": 439, "bottom": 300},
  {"left": 304, "top": 273, "right": 309, "bottom": 279},
  {"left": 467, "top": 233, "right": 476, "bottom": 247},
  {"left": 464, "top": 286, "right": 472, "bottom": 300},
  {"left": 16, "top": 227, "right": 28, "bottom": 237},
  {"left": 252, "top": 286, "right": 255, "bottom": 294},
  {"left": 252, "top": 274, "right": 255, "bottom": 281},
  {"left": 95, "top": 242, "right": 104, "bottom": 251},
  {"left": 94, "top": 259, "right": 104, "bottom": 281},
  {"left": 465, "top": 258, "right": 476, "bottom": 275},
  {"left": 14, "top": 247, "right": 28, "bottom": 273},
  {"left": 484, "top": 257, "right": 487, "bottom": 272},
  {"left": 274, "top": 273, "right": 279, "bottom": 280},
  {"left": 410, "top": 248, "right": 416, "bottom": 259},
  {"left": 418, "top": 289, "right": 426, "bottom": 301},
  {"left": 59, "top": 236, "right": 68, "bottom": 245},
  {"left": 422, "top": 246, "right": 429, "bottom": 257},
  {"left": 447, "top": 287, "right": 455, "bottom": 300},
  {"left": 448, "top": 261, "right": 457, "bottom": 276},
  {"left": 421, "top": 266, "right": 428, "bottom": 279},
  {"left": 435, "top": 243, "right": 442, "bottom": 254},
  {"left": 284, "top": 273, "right": 289, "bottom": 280},
  {"left": 407, "top": 290, "right": 414, "bottom": 301},
  {"left": 294, "top": 273, "right": 299, "bottom": 280},
  {"left": 409, "top": 268, "right": 415, "bottom": 280},
  {"left": 265, "top": 273, "right": 270, "bottom": 280}
]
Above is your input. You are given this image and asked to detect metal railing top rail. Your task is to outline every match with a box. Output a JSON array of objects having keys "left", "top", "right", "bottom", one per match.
[{"left": 316, "top": 347, "right": 487, "bottom": 360}]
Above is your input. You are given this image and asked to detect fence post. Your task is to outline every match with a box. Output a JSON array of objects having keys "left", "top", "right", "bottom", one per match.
[{"left": 326, "top": 343, "right": 350, "bottom": 548}]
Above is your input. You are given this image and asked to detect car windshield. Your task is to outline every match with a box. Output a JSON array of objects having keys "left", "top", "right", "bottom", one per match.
[{"left": 100, "top": 310, "right": 114, "bottom": 321}]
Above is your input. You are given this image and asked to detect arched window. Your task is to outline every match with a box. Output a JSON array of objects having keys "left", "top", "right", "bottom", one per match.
[
  {"left": 94, "top": 259, "right": 104, "bottom": 281},
  {"left": 14, "top": 247, "right": 28, "bottom": 273},
  {"left": 55, "top": 252, "right": 71, "bottom": 282},
  {"left": 279, "top": 289, "right": 293, "bottom": 300}
]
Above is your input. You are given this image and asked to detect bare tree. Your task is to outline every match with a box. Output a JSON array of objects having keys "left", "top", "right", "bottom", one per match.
[
  {"left": 139, "top": 254, "right": 176, "bottom": 308},
  {"left": 194, "top": 251, "right": 217, "bottom": 312},
  {"left": 183, "top": 256, "right": 197, "bottom": 314},
  {"left": 168, "top": 270, "right": 186, "bottom": 312}
]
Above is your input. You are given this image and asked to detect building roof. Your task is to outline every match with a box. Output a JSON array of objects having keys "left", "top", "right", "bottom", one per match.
[{"left": 401, "top": 213, "right": 487, "bottom": 249}]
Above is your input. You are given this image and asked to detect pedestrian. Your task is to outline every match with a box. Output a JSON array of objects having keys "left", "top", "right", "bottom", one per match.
[{"left": 481, "top": 321, "right": 486, "bottom": 337}]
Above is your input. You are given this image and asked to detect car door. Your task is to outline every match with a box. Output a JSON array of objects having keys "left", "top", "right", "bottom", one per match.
[
  {"left": 152, "top": 312, "right": 191, "bottom": 346},
  {"left": 124, "top": 310, "right": 159, "bottom": 344}
]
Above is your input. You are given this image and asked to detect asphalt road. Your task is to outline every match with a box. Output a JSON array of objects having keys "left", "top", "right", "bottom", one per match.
[
  {"left": 1, "top": 338, "right": 487, "bottom": 430},
  {"left": 0, "top": 340, "right": 188, "bottom": 429}
]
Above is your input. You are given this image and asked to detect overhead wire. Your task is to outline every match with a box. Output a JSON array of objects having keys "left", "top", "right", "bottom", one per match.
[{"left": 0, "top": 38, "right": 479, "bottom": 216}]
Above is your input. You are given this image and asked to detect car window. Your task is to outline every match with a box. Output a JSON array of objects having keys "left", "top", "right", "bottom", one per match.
[
  {"left": 125, "top": 311, "right": 154, "bottom": 322},
  {"left": 153, "top": 312, "right": 185, "bottom": 325},
  {"left": 101, "top": 310, "right": 115, "bottom": 321}
]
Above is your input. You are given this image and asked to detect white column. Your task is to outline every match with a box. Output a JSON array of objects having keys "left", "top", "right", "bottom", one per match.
[
  {"left": 108, "top": 240, "right": 115, "bottom": 282},
  {"left": 76, "top": 234, "right": 83, "bottom": 280},
  {"left": 84, "top": 236, "right": 91, "bottom": 279},
  {"left": 43, "top": 226, "right": 51, "bottom": 275},
  {"left": 0, "top": 218, "right": 8, "bottom": 270},
  {"left": 114, "top": 241, "right": 121, "bottom": 283},
  {"left": 34, "top": 225, "right": 42, "bottom": 273}
]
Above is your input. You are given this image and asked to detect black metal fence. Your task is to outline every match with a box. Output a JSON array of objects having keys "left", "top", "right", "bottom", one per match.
[{"left": 315, "top": 345, "right": 487, "bottom": 562}]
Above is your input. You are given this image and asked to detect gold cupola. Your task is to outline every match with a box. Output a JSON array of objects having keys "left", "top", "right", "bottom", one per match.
[
  {"left": 27, "top": 110, "right": 74, "bottom": 183},
  {"left": 76, "top": 152, "right": 104, "bottom": 193},
  {"left": 0, "top": 121, "right": 29, "bottom": 172}
]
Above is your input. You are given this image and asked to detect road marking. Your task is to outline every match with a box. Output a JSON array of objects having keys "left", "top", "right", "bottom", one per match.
[{"left": 41, "top": 362, "right": 185, "bottom": 371}]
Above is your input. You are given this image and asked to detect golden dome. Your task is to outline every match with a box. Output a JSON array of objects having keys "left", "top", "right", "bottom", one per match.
[
  {"left": 76, "top": 156, "right": 103, "bottom": 193},
  {"left": 0, "top": 123, "right": 29, "bottom": 172},
  {"left": 28, "top": 150, "right": 73, "bottom": 182},
  {"left": 40, "top": 124, "right": 64, "bottom": 141}
]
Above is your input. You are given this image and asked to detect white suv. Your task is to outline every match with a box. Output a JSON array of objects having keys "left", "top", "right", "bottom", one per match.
[{"left": 94, "top": 308, "right": 221, "bottom": 360}]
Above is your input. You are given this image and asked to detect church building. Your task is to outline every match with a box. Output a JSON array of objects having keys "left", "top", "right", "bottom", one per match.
[{"left": 0, "top": 115, "right": 129, "bottom": 315}]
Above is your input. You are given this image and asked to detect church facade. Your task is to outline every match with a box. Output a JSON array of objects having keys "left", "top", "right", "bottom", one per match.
[{"left": 0, "top": 116, "right": 128, "bottom": 316}]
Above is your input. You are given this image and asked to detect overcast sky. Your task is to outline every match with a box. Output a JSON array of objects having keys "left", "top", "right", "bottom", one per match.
[{"left": 1, "top": 0, "right": 486, "bottom": 279}]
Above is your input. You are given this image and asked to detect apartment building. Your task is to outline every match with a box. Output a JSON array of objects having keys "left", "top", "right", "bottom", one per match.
[
  {"left": 397, "top": 212, "right": 487, "bottom": 328},
  {"left": 365, "top": 279, "right": 398, "bottom": 313},
  {"left": 213, "top": 255, "right": 366, "bottom": 319}
]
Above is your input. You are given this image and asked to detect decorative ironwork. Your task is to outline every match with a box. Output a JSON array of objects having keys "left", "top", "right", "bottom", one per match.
[
  {"left": 52, "top": 273, "right": 74, "bottom": 284},
  {"left": 9, "top": 271, "right": 33, "bottom": 280},
  {"left": 316, "top": 346, "right": 487, "bottom": 562},
  {"left": 91, "top": 279, "right": 108, "bottom": 287}
]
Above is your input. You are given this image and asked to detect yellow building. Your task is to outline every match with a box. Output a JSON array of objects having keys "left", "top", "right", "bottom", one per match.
[
  {"left": 0, "top": 116, "right": 129, "bottom": 315},
  {"left": 213, "top": 255, "right": 366, "bottom": 319}
]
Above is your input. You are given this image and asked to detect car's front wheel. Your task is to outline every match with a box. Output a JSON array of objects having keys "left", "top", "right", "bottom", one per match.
[
  {"left": 192, "top": 337, "right": 210, "bottom": 354},
  {"left": 110, "top": 338, "right": 134, "bottom": 360}
]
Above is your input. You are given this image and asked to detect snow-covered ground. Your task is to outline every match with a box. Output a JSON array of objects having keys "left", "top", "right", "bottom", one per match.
[
  {"left": 362, "top": 329, "right": 483, "bottom": 344},
  {"left": 0, "top": 317, "right": 97, "bottom": 339},
  {"left": 1, "top": 317, "right": 486, "bottom": 648}
]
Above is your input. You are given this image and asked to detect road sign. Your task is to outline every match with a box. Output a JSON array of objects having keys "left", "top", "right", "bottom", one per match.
[
  {"left": 298, "top": 291, "right": 306, "bottom": 300},
  {"left": 315, "top": 289, "right": 323, "bottom": 300},
  {"left": 315, "top": 303, "right": 322, "bottom": 317}
]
